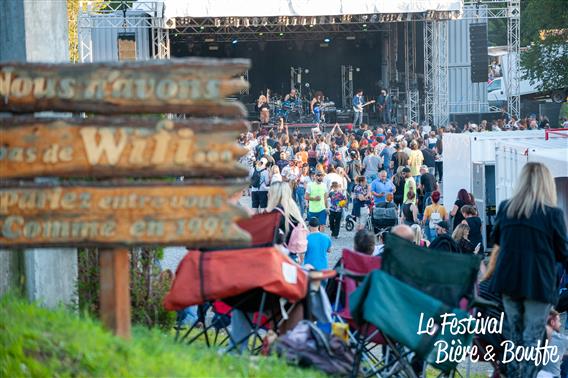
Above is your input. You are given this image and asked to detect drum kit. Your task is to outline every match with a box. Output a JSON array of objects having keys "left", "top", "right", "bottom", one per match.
[{"left": 269, "top": 98, "right": 336, "bottom": 124}]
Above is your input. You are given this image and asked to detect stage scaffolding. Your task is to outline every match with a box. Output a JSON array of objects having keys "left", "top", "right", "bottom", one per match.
[{"left": 78, "top": 0, "right": 521, "bottom": 125}]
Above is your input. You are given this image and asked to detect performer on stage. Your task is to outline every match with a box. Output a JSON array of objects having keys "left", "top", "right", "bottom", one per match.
[
  {"left": 284, "top": 88, "right": 298, "bottom": 103},
  {"left": 352, "top": 90, "right": 365, "bottom": 127},
  {"left": 257, "top": 93, "right": 270, "bottom": 125},
  {"left": 310, "top": 91, "right": 324, "bottom": 124},
  {"left": 376, "top": 89, "right": 393, "bottom": 124}
]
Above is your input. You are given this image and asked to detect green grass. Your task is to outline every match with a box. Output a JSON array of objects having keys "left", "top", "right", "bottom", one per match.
[{"left": 0, "top": 295, "right": 324, "bottom": 377}]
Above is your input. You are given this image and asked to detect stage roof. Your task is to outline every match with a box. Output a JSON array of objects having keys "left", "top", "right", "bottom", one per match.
[{"left": 156, "top": 0, "right": 463, "bottom": 19}]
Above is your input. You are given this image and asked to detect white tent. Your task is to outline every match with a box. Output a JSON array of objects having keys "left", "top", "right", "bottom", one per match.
[{"left": 156, "top": 0, "right": 463, "bottom": 19}]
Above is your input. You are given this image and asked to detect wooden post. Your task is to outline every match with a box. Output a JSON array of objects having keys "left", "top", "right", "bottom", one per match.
[{"left": 99, "top": 249, "right": 131, "bottom": 339}]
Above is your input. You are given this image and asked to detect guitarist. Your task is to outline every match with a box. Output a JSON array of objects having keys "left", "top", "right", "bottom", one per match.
[
  {"left": 376, "top": 89, "right": 392, "bottom": 124},
  {"left": 352, "top": 89, "right": 365, "bottom": 127}
]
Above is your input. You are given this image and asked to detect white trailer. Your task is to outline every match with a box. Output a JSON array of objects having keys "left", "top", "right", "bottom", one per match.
[
  {"left": 495, "top": 138, "right": 568, "bottom": 226},
  {"left": 443, "top": 130, "right": 546, "bottom": 248}
]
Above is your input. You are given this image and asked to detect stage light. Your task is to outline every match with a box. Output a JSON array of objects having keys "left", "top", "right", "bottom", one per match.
[
  {"left": 302, "top": 17, "right": 307, "bottom": 26},
  {"left": 252, "top": 17, "right": 259, "bottom": 27},
  {"left": 310, "top": 17, "right": 317, "bottom": 26},
  {"left": 214, "top": 18, "right": 221, "bottom": 27},
  {"left": 323, "top": 37, "right": 331, "bottom": 43},
  {"left": 355, "top": 67, "right": 360, "bottom": 72},
  {"left": 205, "top": 37, "right": 215, "bottom": 42},
  {"left": 370, "top": 14, "right": 378, "bottom": 23},
  {"left": 258, "top": 32, "right": 264, "bottom": 36},
  {"left": 362, "top": 23, "right": 367, "bottom": 28},
  {"left": 279, "top": 32, "right": 284, "bottom": 36},
  {"left": 319, "top": 16, "right": 326, "bottom": 24},
  {"left": 291, "top": 17, "right": 298, "bottom": 25},
  {"left": 232, "top": 39, "right": 238, "bottom": 44},
  {"left": 200, "top": 26, "right": 204, "bottom": 30},
  {"left": 244, "top": 18, "right": 250, "bottom": 27},
  {"left": 346, "top": 35, "right": 356, "bottom": 40},
  {"left": 209, "top": 45, "right": 219, "bottom": 51},
  {"left": 309, "top": 25, "right": 314, "bottom": 28},
  {"left": 304, "top": 69, "right": 309, "bottom": 74},
  {"left": 361, "top": 15, "right": 368, "bottom": 21},
  {"left": 234, "top": 18, "right": 240, "bottom": 27},
  {"left": 261, "top": 17, "right": 268, "bottom": 26},
  {"left": 330, "top": 17, "right": 336, "bottom": 24}
]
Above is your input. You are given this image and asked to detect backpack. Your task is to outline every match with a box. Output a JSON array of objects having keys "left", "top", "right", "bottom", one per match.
[
  {"left": 429, "top": 205, "right": 442, "bottom": 229},
  {"left": 275, "top": 208, "right": 308, "bottom": 254},
  {"left": 251, "top": 168, "right": 265, "bottom": 189},
  {"left": 271, "top": 320, "right": 355, "bottom": 376}
]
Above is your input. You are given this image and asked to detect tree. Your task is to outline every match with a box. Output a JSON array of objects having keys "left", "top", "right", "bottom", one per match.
[{"left": 520, "top": 0, "right": 568, "bottom": 92}]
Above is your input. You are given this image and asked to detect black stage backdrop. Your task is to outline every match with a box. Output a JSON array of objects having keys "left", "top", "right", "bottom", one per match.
[{"left": 171, "top": 33, "right": 384, "bottom": 104}]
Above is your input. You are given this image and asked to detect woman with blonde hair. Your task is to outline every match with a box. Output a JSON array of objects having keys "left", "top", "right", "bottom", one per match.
[
  {"left": 257, "top": 94, "right": 270, "bottom": 124},
  {"left": 490, "top": 162, "right": 567, "bottom": 378},
  {"left": 451, "top": 223, "right": 475, "bottom": 253},
  {"left": 410, "top": 224, "right": 429, "bottom": 247},
  {"left": 267, "top": 182, "right": 306, "bottom": 260}
]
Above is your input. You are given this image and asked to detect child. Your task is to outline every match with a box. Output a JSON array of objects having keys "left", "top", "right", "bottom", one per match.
[
  {"left": 328, "top": 181, "right": 347, "bottom": 239},
  {"left": 303, "top": 217, "right": 332, "bottom": 271},
  {"left": 461, "top": 205, "right": 482, "bottom": 251}
]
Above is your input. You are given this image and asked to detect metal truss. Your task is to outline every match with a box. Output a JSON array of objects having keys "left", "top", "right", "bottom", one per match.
[
  {"left": 172, "top": 22, "right": 389, "bottom": 42},
  {"left": 404, "top": 22, "right": 420, "bottom": 125},
  {"left": 423, "top": 20, "right": 449, "bottom": 127},
  {"left": 240, "top": 70, "right": 249, "bottom": 95},
  {"left": 506, "top": 0, "right": 521, "bottom": 119},
  {"left": 341, "top": 65, "right": 354, "bottom": 110},
  {"left": 290, "top": 67, "right": 303, "bottom": 97}
]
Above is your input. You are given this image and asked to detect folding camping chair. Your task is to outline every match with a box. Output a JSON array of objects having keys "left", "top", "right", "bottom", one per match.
[
  {"left": 349, "top": 234, "right": 482, "bottom": 377},
  {"left": 171, "top": 211, "right": 283, "bottom": 346},
  {"left": 330, "top": 249, "right": 387, "bottom": 375},
  {"left": 166, "top": 212, "right": 336, "bottom": 354}
]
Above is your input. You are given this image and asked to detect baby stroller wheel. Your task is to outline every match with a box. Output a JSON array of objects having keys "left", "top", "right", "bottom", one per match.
[{"left": 345, "top": 217, "right": 355, "bottom": 232}]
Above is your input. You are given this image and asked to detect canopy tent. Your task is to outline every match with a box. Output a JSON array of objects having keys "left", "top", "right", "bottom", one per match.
[
  {"left": 154, "top": 0, "right": 463, "bottom": 19},
  {"left": 529, "top": 148, "right": 568, "bottom": 179}
]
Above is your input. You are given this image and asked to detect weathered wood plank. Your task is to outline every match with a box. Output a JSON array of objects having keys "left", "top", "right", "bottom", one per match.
[
  {"left": 99, "top": 248, "right": 131, "bottom": 339},
  {"left": 0, "top": 116, "right": 249, "bottom": 179},
  {"left": 0, "top": 182, "right": 251, "bottom": 248},
  {"left": 0, "top": 58, "right": 250, "bottom": 116}
]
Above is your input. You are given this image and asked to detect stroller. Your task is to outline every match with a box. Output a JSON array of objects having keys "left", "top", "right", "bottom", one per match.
[{"left": 371, "top": 201, "right": 398, "bottom": 234}]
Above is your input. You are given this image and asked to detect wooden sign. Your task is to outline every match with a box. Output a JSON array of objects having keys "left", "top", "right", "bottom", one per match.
[
  {"left": 0, "top": 182, "right": 250, "bottom": 248},
  {"left": 0, "top": 59, "right": 249, "bottom": 117},
  {"left": 1, "top": 116, "right": 249, "bottom": 179}
]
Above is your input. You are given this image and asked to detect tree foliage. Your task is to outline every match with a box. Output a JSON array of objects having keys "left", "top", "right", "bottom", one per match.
[{"left": 520, "top": 0, "right": 568, "bottom": 91}]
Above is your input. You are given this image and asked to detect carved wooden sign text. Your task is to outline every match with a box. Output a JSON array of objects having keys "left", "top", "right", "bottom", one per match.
[{"left": 1, "top": 117, "right": 248, "bottom": 178}]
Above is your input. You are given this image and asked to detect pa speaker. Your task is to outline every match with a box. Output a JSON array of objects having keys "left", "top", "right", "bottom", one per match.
[{"left": 469, "top": 23, "right": 488, "bottom": 83}]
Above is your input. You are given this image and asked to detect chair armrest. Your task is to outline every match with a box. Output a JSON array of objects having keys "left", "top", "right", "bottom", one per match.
[{"left": 335, "top": 267, "right": 368, "bottom": 281}]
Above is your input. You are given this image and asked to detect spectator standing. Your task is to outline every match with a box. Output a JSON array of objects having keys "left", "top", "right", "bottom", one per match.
[
  {"left": 423, "top": 191, "right": 448, "bottom": 242},
  {"left": 408, "top": 140, "right": 424, "bottom": 185},
  {"left": 306, "top": 171, "right": 329, "bottom": 232},
  {"left": 490, "top": 162, "right": 567, "bottom": 378},
  {"left": 402, "top": 167, "right": 417, "bottom": 204},
  {"left": 379, "top": 140, "right": 395, "bottom": 178},
  {"left": 461, "top": 205, "right": 483, "bottom": 250},
  {"left": 328, "top": 182, "right": 347, "bottom": 239},
  {"left": 451, "top": 188, "right": 474, "bottom": 230},
  {"left": 371, "top": 170, "right": 395, "bottom": 205},
  {"left": 304, "top": 217, "right": 332, "bottom": 271},
  {"left": 401, "top": 190, "right": 419, "bottom": 226},
  {"left": 250, "top": 158, "right": 270, "bottom": 213},
  {"left": 362, "top": 148, "right": 382, "bottom": 183},
  {"left": 419, "top": 165, "right": 437, "bottom": 212},
  {"left": 352, "top": 176, "right": 372, "bottom": 231}
]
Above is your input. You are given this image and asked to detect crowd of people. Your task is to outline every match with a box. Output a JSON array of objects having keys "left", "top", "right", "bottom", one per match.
[{"left": 235, "top": 116, "right": 567, "bottom": 377}]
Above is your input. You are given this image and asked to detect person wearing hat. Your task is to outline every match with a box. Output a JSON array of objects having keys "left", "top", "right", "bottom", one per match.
[
  {"left": 303, "top": 217, "right": 332, "bottom": 271},
  {"left": 429, "top": 220, "right": 459, "bottom": 252},
  {"left": 305, "top": 171, "right": 329, "bottom": 231},
  {"left": 250, "top": 158, "right": 271, "bottom": 213},
  {"left": 422, "top": 191, "right": 448, "bottom": 242}
]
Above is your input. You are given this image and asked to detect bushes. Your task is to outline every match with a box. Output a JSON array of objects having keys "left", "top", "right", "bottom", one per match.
[{"left": 77, "top": 248, "right": 175, "bottom": 329}]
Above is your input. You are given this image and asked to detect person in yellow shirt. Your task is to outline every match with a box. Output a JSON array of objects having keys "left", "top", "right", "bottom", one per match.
[
  {"left": 408, "top": 140, "right": 424, "bottom": 185},
  {"left": 422, "top": 191, "right": 449, "bottom": 241}
]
